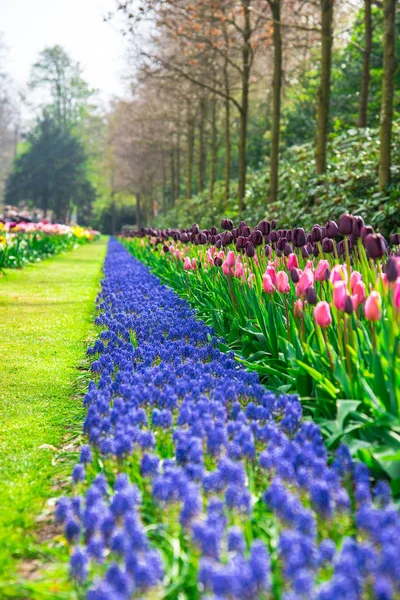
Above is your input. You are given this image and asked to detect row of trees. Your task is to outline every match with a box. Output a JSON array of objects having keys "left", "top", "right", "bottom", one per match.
[
  {"left": 5, "top": 46, "right": 98, "bottom": 224},
  {"left": 107, "top": 0, "right": 398, "bottom": 227},
  {"left": 0, "top": 37, "right": 17, "bottom": 202}
]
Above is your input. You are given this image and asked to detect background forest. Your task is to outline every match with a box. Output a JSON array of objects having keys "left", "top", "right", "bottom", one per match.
[{"left": 0, "top": 0, "right": 399, "bottom": 234}]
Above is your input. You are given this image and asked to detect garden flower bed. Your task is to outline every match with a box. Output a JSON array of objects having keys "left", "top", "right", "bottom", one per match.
[
  {"left": 0, "top": 221, "right": 99, "bottom": 269},
  {"left": 122, "top": 215, "right": 400, "bottom": 493},
  {"left": 58, "top": 238, "right": 400, "bottom": 600}
]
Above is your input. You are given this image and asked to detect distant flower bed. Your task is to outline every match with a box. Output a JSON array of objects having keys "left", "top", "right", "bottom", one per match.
[
  {"left": 121, "top": 214, "right": 400, "bottom": 491},
  {"left": 0, "top": 220, "right": 99, "bottom": 269},
  {"left": 58, "top": 239, "right": 400, "bottom": 600}
]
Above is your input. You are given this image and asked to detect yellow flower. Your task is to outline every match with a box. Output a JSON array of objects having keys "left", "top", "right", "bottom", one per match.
[{"left": 0, "top": 235, "right": 6, "bottom": 246}]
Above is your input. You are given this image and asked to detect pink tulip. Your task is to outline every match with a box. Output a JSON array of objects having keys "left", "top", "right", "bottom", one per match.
[
  {"left": 330, "top": 264, "right": 348, "bottom": 284},
  {"left": 262, "top": 273, "right": 275, "bottom": 294},
  {"left": 394, "top": 277, "right": 400, "bottom": 309},
  {"left": 294, "top": 299, "right": 304, "bottom": 319},
  {"left": 222, "top": 261, "right": 231, "bottom": 276},
  {"left": 276, "top": 271, "right": 290, "bottom": 294},
  {"left": 234, "top": 261, "right": 244, "bottom": 278},
  {"left": 169, "top": 245, "right": 175, "bottom": 253},
  {"left": 287, "top": 253, "right": 298, "bottom": 270},
  {"left": 364, "top": 291, "right": 381, "bottom": 321},
  {"left": 315, "top": 259, "right": 330, "bottom": 282},
  {"left": 265, "top": 265, "right": 277, "bottom": 285},
  {"left": 226, "top": 250, "right": 236, "bottom": 268},
  {"left": 350, "top": 271, "right": 362, "bottom": 293},
  {"left": 354, "top": 280, "right": 366, "bottom": 304},
  {"left": 333, "top": 281, "right": 347, "bottom": 310},
  {"left": 191, "top": 258, "right": 197, "bottom": 270},
  {"left": 314, "top": 301, "right": 332, "bottom": 328},
  {"left": 296, "top": 268, "right": 314, "bottom": 296},
  {"left": 351, "top": 294, "right": 360, "bottom": 312},
  {"left": 183, "top": 257, "right": 192, "bottom": 271},
  {"left": 305, "top": 260, "right": 314, "bottom": 271}
]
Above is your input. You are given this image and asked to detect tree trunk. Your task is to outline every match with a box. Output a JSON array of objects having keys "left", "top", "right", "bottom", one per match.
[
  {"left": 223, "top": 61, "right": 231, "bottom": 207},
  {"left": 186, "top": 113, "right": 195, "bottom": 199},
  {"left": 198, "top": 98, "right": 206, "bottom": 193},
  {"left": 176, "top": 131, "right": 181, "bottom": 198},
  {"left": 238, "top": 0, "right": 251, "bottom": 213},
  {"left": 170, "top": 150, "right": 176, "bottom": 207},
  {"left": 379, "top": 0, "right": 397, "bottom": 190},
  {"left": 111, "top": 194, "right": 117, "bottom": 235},
  {"left": 210, "top": 93, "right": 217, "bottom": 200},
  {"left": 269, "top": 0, "right": 282, "bottom": 204},
  {"left": 315, "top": 0, "right": 333, "bottom": 175},
  {"left": 136, "top": 191, "right": 142, "bottom": 229},
  {"left": 358, "top": 0, "right": 372, "bottom": 127},
  {"left": 162, "top": 153, "right": 167, "bottom": 216}
]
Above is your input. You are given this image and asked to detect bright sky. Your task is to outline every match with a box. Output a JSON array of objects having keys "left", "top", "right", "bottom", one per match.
[{"left": 0, "top": 0, "right": 129, "bottom": 106}]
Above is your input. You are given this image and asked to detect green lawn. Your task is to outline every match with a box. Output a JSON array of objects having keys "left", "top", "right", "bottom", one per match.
[{"left": 0, "top": 237, "right": 107, "bottom": 595}]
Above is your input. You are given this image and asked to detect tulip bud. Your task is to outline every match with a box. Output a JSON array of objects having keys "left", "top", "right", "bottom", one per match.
[
  {"left": 322, "top": 238, "right": 334, "bottom": 253},
  {"left": 257, "top": 220, "right": 270, "bottom": 235},
  {"left": 210, "top": 235, "right": 216, "bottom": 245},
  {"left": 344, "top": 296, "right": 354, "bottom": 315},
  {"left": 312, "top": 244, "right": 319, "bottom": 257},
  {"left": 265, "top": 244, "right": 272, "bottom": 258},
  {"left": 306, "top": 286, "right": 318, "bottom": 305},
  {"left": 284, "top": 243, "right": 292, "bottom": 257},
  {"left": 180, "top": 233, "right": 189, "bottom": 243},
  {"left": 297, "top": 269, "right": 314, "bottom": 296},
  {"left": 338, "top": 213, "right": 353, "bottom": 236},
  {"left": 163, "top": 245, "right": 169, "bottom": 253},
  {"left": 242, "top": 226, "right": 251, "bottom": 238},
  {"left": 194, "top": 236, "right": 199, "bottom": 246},
  {"left": 266, "top": 265, "right": 277, "bottom": 284},
  {"left": 226, "top": 250, "right": 236, "bottom": 268},
  {"left": 384, "top": 258, "right": 399, "bottom": 282},
  {"left": 251, "top": 229, "right": 263, "bottom": 246},
  {"left": 271, "top": 219, "right": 277, "bottom": 229},
  {"left": 210, "top": 226, "right": 217, "bottom": 236},
  {"left": 192, "top": 224, "right": 200, "bottom": 235},
  {"left": 245, "top": 242, "right": 255, "bottom": 258},
  {"left": 294, "top": 299, "right": 304, "bottom": 319},
  {"left": 214, "top": 257, "right": 223, "bottom": 267},
  {"left": 354, "top": 280, "right": 366, "bottom": 304},
  {"left": 236, "top": 235, "right": 246, "bottom": 250},
  {"left": 262, "top": 273, "right": 275, "bottom": 294},
  {"left": 221, "top": 219, "right": 234, "bottom": 231},
  {"left": 287, "top": 253, "right": 298, "bottom": 270},
  {"left": 394, "top": 279, "right": 400, "bottom": 309},
  {"left": 216, "top": 239, "right": 222, "bottom": 249},
  {"left": 363, "top": 234, "right": 386, "bottom": 259},
  {"left": 270, "top": 231, "right": 278, "bottom": 243},
  {"left": 315, "top": 259, "right": 330, "bottom": 282},
  {"left": 302, "top": 246, "right": 309, "bottom": 259},
  {"left": 198, "top": 233, "right": 207, "bottom": 244},
  {"left": 352, "top": 216, "right": 364, "bottom": 238},
  {"left": 183, "top": 257, "right": 192, "bottom": 270},
  {"left": 364, "top": 291, "right": 381, "bottom": 321},
  {"left": 361, "top": 225, "right": 374, "bottom": 241},
  {"left": 222, "top": 232, "right": 233, "bottom": 247},
  {"left": 293, "top": 227, "right": 306, "bottom": 247},
  {"left": 311, "top": 225, "right": 323, "bottom": 243},
  {"left": 276, "top": 271, "right": 290, "bottom": 294},
  {"left": 306, "top": 242, "right": 313, "bottom": 255},
  {"left": 287, "top": 230, "right": 293, "bottom": 242},
  {"left": 333, "top": 281, "right": 347, "bottom": 310},
  {"left": 314, "top": 301, "right": 332, "bottom": 328},
  {"left": 290, "top": 268, "right": 300, "bottom": 283},
  {"left": 389, "top": 233, "right": 400, "bottom": 246},
  {"left": 350, "top": 271, "right": 362, "bottom": 293}
]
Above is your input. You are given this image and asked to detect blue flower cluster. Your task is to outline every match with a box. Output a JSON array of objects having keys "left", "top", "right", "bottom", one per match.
[{"left": 58, "top": 239, "right": 400, "bottom": 600}]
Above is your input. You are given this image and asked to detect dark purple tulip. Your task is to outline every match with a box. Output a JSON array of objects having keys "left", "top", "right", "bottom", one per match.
[
  {"left": 270, "top": 231, "right": 279, "bottom": 243},
  {"left": 322, "top": 238, "right": 334, "bottom": 253},
  {"left": 257, "top": 220, "right": 270, "bottom": 236},
  {"left": 210, "top": 226, "right": 217, "bottom": 236},
  {"left": 192, "top": 224, "right": 200, "bottom": 235},
  {"left": 214, "top": 257, "right": 223, "bottom": 267},
  {"left": 390, "top": 233, "right": 400, "bottom": 245},
  {"left": 306, "top": 286, "right": 318, "bottom": 305},
  {"left": 311, "top": 225, "right": 323, "bottom": 243},
  {"left": 271, "top": 219, "right": 277, "bottom": 229},
  {"left": 286, "top": 230, "right": 293, "bottom": 242},
  {"left": 290, "top": 268, "right": 300, "bottom": 283},
  {"left": 251, "top": 229, "right": 263, "bottom": 246},
  {"left": 242, "top": 226, "right": 251, "bottom": 238},
  {"left": 325, "top": 221, "right": 339, "bottom": 239},
  {"left": 306, "top": 242, "right": 313, "bottom": 255},
  {"left": 324, "top": 268, "right": 331, "bottom": 281},
  {"left": 221, "top": 219, "right": 234, "bottom": 231},
  {"left": 302, "top": 247, "right": 309, "bottom": 259},
  {"left": 198, "top": 233, "right": 207, "bottom": 245},
  {"left": 363, "top": 234, "right": 386, "bottom": 259},
  {"left": 210, "top": 235, "right": 216, "bottom": 245},
  {"left": 216, "top": 239, "right": 222, "bottom": 249},
  {"left": 384, "top": 258, "right": 398, "bottom": 282},
  {"left": 361, "top": 225, "right": 374, "bottom": 241},
  {"left": 284, "top": 243, "right": 292, "bottom": 257},
  {"left": 344, "top": 296, "right": 354, "bottom": 315},
  {"left": 293, "top": 228, "right": 306, "bottom": 247},
  {"left": 353, "top": 216, "right": 364, "bottom": 238},
  {"left": 306, "top": 234, "right": 312, "bottom": 244},
  {"left": 190, "top": 232, "right": 196, "bottom": 242},
  {"left": 277, "top": 238, "right": 284, "bottom": 251},
  {"left": 265, "top": 244, "right": 272, "bottom": 258},
  {"left": 180, "top": 233, "right": 189, "bottom": 243},
  {"left": 321, "top": 227, "right": 327, "bottom": 238},
  {"left": 172, "top": 233, "right": 179, "bottom": 242},
  {"left": 276, "top": 249, "right": 282, "bottom": 257},
  {"left": 232, "top": 228, "right": 239, "bottom": 240},
  {"left": 312, "top": 244, "right": 319, "bottom": 257},
  {"left": 236, "top": 236, "right": 246, "bottom": 249},
  {"left": 338, "top": 214, "right": 353, "bottom": 236},
  {"left": 194, "top": 236, "right": 199, "bottom": 246},
  {"left": 163, "top": 245, "right": 169, "bottom": 253},
  {"left": 245, "top": 241, "right": 255, "bottom": 258},
  {"left": 222, "top": 232, "right": 233, "bottom": 247}
]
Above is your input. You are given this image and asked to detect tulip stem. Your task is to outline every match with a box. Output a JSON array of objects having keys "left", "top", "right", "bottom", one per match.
[
  {"left": 284, "top": 295, "right": 291, "bottom": 341},
  {"left": 344, "top": 315, "right": 353, "bottom": 386},
  {"left": 322, "top": 329, "right": 334, "bottom": 370},
  {"left": 370, "top": 322, "right": 377, "bottom": 353}
]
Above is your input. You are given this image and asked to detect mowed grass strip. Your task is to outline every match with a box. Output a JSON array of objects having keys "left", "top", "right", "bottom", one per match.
[{"left": 0, "top": 237, "right": 107, "bottom": 585}]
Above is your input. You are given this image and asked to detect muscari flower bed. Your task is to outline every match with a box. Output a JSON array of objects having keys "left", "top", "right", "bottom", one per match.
[{"left": 56, "top": 238, "right": 400, "bottom": 600}]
